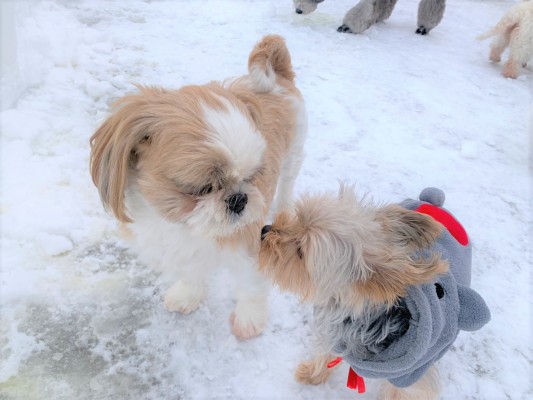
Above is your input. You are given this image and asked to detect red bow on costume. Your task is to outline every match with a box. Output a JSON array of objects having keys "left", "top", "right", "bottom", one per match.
[{"left": 327, "top": 357, "right": 366, "bottom": 394}]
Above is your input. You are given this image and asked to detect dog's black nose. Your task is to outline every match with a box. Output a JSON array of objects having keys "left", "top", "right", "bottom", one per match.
[
  {"left": 261, "top": 225, "right": 272, "bottom": 241},
  {"left": 226, "top": 193, "right": 248, "bottom": 214},
  {"left": 295, "top": 8, "right": 303, "bottom": 14}
]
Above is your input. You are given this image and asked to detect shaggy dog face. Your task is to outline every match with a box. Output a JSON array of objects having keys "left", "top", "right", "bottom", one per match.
[
  {"left": 260, "top": 186, "right": 447, "bottom": 309},
  {"left": 91, "top": 85, "right": 273, "bottom": 239},
  {"left": 90, "top": 35, "right": 307, "bottom": 339}
]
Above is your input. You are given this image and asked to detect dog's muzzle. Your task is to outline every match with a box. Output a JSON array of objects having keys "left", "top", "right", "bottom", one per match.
[
  {"left": 295, "top": 8, "right": 303, "bottom": 14},
  {"left": 261, "top": 225, "right": 272, "bottom": 241},
  {"left": 226, "top": 193, "right": 248, "bottom": 214}
]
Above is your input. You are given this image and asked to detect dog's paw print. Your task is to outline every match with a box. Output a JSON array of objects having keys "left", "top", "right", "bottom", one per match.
[
  {"left": 416, "top": 26, "right": 428, "bottom": 35},
  {"left": 337, "top": 24, "right": 352, "bottom": 33}
]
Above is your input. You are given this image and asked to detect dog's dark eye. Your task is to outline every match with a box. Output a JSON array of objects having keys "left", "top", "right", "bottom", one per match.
[
  {"left": 139, "top": 135, "right": 151, "bottom": 144},
  {"left": 296, "top": 246, "right": 303, "bottom": 259},
  {"left": 435, "top": 283, "right": 445, "bottom": 299},
  {"left": 197, "top": 184, "right": 213, "bottom": 196}
]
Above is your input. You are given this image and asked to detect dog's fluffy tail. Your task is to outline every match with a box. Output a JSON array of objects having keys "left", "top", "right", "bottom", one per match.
[
  {"left": 476, "top": 10, "right": 521, "bottom": 41},
  {"left": 477, "top": 27, "right": 502, "bottom": 41},
  {"left": 248, "top": 35, "right": 295, "bottom": 93}
]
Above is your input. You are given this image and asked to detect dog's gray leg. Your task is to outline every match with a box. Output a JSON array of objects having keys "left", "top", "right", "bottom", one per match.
[
  {"left": 375, "top": 0, "right": 399, "bottom": 23},
  {"left": 416, "top": 0, "right": 446, "bottom": 35},
  {"left": 338, "top": 0, "right": 398, "bottom": 34},
  {"left": 294, "top": 0, "right": 325, "bottom": 15}
]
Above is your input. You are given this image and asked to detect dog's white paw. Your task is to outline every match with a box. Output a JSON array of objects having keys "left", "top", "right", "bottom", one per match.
[
  {"left": 502, "top": 63, "right": 519, "bottom": 79},
  {"left": 164, "top": 281, "right": 205, "bottom": 314},
  {"left": 229, "top": 312, "right": 265, "bottom": 339},
  {"left": 228, "top": 299, "right": 267, "bottom": 339}
]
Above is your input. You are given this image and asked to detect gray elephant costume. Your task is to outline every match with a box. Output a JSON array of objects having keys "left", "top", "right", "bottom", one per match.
[{"left": 333, "top": 187, "right": 491, "bottom": 389}]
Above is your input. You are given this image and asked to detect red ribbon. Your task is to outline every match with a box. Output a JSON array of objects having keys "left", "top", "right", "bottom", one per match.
[
  {"left": 327, "top": 357, "right": 366, "bottom": 394},
  {"left": 347, "top": 366, "right": 366, "bottom": 394},
  {"left": 327, "top": 357, "right": 343, "bottom": 368}
]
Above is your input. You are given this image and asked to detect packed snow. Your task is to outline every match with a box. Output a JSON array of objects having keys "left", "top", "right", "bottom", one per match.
[{"left": 1, "top": 0, "right": 531, "bottom": 399}]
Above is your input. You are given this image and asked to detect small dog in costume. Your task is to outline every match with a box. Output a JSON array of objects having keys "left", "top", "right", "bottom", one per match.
[
  {"left": 259, "top": 186, "right": 490, "bottom": 399},
  {"left": 477, "top": 0, "right": 533, "bottom": 79},
  {"left": 292, "top": 0, "right": 446, "bottom": 35}
]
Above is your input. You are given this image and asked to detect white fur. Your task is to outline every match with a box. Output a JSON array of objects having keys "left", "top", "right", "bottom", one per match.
[
  {"left": 478, "top": 0, "right": 533, "bottom": 78},
  {"left": 293, "top": 0, "right": 321, "bottom": 15},
  {"left": 125, "top": 186, "right": 270, "bottom": 330},
  {"left": 202, "top": 97, "right": 266, "bottom": 175},
  {"left": 182, "top": 181, "right": 265, "bottom": 238},
  {"left": 91, "top": 35, "right": 306, "bottom": 340},
  {"left": 378, "top": 366, "right": 440, "bottom": 400},
  {"left": 122, "top": 79, "right": 306, "bottom": 339},
  {"left": 273, "top": 96, "right": 308, "bottom": 214}
]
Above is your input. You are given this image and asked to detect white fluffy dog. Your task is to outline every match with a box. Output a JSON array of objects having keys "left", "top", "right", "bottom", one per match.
[
  {"left": 478, "top": 0, "right": 533, "bottom": 78},
  {"left": 293, "top": 0, "right": 446, "bottom": 35},
  {"left": 90, "top": 35, "right": 307, "bottom": 339}
]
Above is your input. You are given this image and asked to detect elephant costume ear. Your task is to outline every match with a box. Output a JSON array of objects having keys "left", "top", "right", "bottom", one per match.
[{"left": 457, "top": 285, "right": 491, "bottom": 331}]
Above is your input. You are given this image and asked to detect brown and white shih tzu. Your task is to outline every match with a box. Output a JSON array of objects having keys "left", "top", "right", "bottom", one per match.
[
  {"left": 259, "top": 185, "right": 449, "bottom": 399},
  {"left": 90, "top": 35, "right": 307, "bottom": 339}
]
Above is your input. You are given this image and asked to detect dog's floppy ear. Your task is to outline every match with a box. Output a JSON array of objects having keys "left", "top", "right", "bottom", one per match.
[
  {"left": 89, "top": 88, "right": 157, "bottom": 223},
  {"left": 378, "top": 205, "right": 443, "bottom": 250},
  {"left": 355, "top": 205, "right": 448, "bottom": 306}
]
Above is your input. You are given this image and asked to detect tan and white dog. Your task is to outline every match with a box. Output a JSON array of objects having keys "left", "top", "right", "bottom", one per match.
[
  {"left": 90, "top": 35, "right": 307, "bottom": 339},
  {"left": 478, "top": 0, "right": 533, "bottom": 78}
]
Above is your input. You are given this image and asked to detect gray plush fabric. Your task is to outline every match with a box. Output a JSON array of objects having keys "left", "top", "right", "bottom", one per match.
[{"left": 336, "top": 187, "right": 491, "bottom": 388}]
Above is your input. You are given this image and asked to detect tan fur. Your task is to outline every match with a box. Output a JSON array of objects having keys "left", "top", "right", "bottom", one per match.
[
  {"left": 259, "top": 189, "right": 447, "bottom": 307},
  {"left": 118, "top": 222, "right": 136, "bottom": 241},
  {"left": 295, "top": 354, "right": 337, "bottom": 385},
  {"left": 377, "top": 205, "right": 444, "bottom": 250},
  {"left": 259, "top": 211, "right": 316, "bottom": 301},
  {"left": 378, "top": 366, "right": 441, "bottom": 400},
  {"left": 248, "top": 34, "right": 295, "bottom": 88},
  {"left": 295, "top": 353, "right": 441, "bottom": 399},
  {"left": 90, "top": 80, "right": 296, "bottom": 225}
]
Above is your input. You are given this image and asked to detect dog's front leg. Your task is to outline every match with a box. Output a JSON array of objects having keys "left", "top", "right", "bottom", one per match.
[
  {"left": 228, "top": 248, "right": 270, "bottom": 339},
  {"left": 163, "top": 242, "right": 219, "bottom": 314},
  {"left": 416, "top": 0, "right": 446, "bottom": 35},
  {"left": 338, "top": 0, "right": 399, "bottom": 34},
  {"left": 378, "top": 365, "right": 441, "bottom": 400},
  {"left": 295, "top": 353, "right": 338, "bottom": 385}
]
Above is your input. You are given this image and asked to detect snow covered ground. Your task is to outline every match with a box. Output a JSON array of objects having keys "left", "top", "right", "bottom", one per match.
[{"left": 1, "top": 0, "right": 531, "bottom": 399}]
